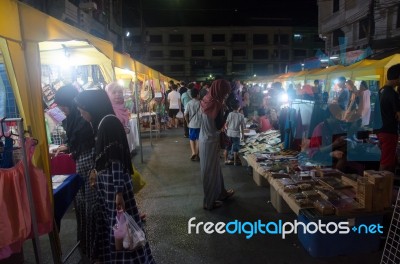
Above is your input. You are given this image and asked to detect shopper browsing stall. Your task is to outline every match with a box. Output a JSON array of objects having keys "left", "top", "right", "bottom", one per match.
[
  {"left": 53, "top": 85, "right": 95, "bottom": 259},
  {"left": 224, "top": 100, "right": 245, "bottom": 166},
  {"left": 74, "top": 89, "right": 155, "bottom": 263},
  {"left": 105, "top": 82, "right": 131, "bottom": 134}
]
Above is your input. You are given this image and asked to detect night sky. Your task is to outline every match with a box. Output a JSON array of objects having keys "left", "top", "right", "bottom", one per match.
[{"left": 122, "top": 0, "right": 318, "bottom": 27}]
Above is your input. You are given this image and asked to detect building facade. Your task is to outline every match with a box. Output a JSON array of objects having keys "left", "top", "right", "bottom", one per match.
[
  {"left": 19, "top": 0, "right": 124, "bottom": 51},
  {"left": 124, "top": 26, "right": 323, "bottom": 80},
  {"left": 318, "top": 0, "right": 400, "bottom": 62}
]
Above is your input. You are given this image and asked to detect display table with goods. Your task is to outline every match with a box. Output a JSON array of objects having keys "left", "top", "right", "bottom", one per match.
[
  {"left": 240, "top": 131, "right": 394, "bottom": 257},
  {"left": 249, "top": 155, "right": 392, "bottom": 256}
]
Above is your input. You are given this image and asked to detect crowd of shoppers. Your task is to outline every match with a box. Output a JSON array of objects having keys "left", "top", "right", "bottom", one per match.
[{"left": 46, "top": 63, "right": 400, "bottom": 261}]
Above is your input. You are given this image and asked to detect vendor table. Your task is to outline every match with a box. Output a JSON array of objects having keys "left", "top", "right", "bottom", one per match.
[{"left": 52, "top": 174, "right": 82, "bottom": 230}]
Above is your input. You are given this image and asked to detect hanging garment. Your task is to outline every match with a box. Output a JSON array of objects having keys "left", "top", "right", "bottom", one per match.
[
  {"left": 25, "top": 137, "right": 53, "bottom": 236},
  {"left": 0, "top": 151, "right": 31, "bottom": 249},
  {"left": 292, "top": 109, "right": 304, "bottom": 151},
  {"left": 283, "top": 108, "right": 297, "bottom": 150},
  {"left": 0, "top": 137, "right": 13, "bottom": 168}
]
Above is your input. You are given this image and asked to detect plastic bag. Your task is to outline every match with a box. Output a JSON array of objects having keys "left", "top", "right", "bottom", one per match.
[
  {"left": 113, "top": 212, "right": 128, "bottom": 251},
  {"left": 176, "top": 111, "right": 184, "bottom": 119},
  {"left": 123, "top": 212, "right": 147, "bottom": 250}
]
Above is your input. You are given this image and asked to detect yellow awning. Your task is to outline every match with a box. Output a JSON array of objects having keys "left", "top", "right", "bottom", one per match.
[
  {"left": 327, "top": 59, "right": 376, "bottom": 81},
  {"left": 351, "top": 54, "right": 400, "bottom": 83},
  {"left": 305, "top": 65, "right": 344, "bottom": 81}
]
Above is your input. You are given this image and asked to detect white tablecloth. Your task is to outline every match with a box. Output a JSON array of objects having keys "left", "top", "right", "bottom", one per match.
[{"left": 127, "top": 117, "right": 139, "bottom": 152}]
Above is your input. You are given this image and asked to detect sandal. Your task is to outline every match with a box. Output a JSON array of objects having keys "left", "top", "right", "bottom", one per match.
[
  {"left": 190, "top": 154, "right": 196, "bottom": 161},
  {"left": 140, "top": 213, "right": 147, "bottom": 222},
  {"left": 225, "top": 160, "right": 234, "bottom": 165},
  {"left": 203, "top": 200, "right": 223, "bottom": 210},
  {"left": 220, "top": 189, "right": 235, "bottom": 201}
]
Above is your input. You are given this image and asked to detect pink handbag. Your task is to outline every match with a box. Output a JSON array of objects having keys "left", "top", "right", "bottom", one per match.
[{"left": 50, "top": 153, "right": 76, "bottom": 175}]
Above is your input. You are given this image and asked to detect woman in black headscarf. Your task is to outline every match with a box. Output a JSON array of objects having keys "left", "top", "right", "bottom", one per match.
[
  {"left": 53, "top": 85, "right": 95, "bottom": 258},
  {"left": 74, "top": 89, "right": 155, "bottom": 263}
]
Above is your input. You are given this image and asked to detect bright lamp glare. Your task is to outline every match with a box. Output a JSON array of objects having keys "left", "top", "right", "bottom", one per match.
[
  {"left": 126, "top": 31, "right": 130, "bottom": 37},
  {"left": 279, "top": 93, "right": 289, "bottom": 103},
  {"left": 118, "top": 79, "right": 125, "bottom": 86}
]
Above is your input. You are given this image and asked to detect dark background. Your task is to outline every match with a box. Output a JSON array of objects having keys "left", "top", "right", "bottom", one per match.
[{"left": 122, "top": 0, "right": 318, "bottom": 27}]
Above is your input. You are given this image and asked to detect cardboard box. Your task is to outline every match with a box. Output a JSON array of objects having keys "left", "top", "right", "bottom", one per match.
[
  {"left": 356, "top": 178, "right": 373, "bottom": 212},
  {"left": 341, "top": 174, "right": 359, "bottom": 189},
  {"left": 270, "top": 182, "right": 292, "bottom": 213},
  {"left": 252, "top": 167, "right": 269, "bottom": 187},
  {"left": 364, "top": 170, "right": 394, "bottom": 209}
]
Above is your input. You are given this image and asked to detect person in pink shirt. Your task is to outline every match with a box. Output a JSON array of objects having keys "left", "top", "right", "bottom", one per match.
[{"left": 257, "top": 108, "right": 272, "bottom": 132}]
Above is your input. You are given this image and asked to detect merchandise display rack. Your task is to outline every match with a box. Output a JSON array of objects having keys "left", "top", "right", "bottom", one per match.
[{"left": 381, "top": 190, "right": 400, "bottom": 264}]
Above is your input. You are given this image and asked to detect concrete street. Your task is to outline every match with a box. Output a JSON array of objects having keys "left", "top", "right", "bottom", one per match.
[{"left": 23, "top": 128, "right": 382, "bottom": 264}]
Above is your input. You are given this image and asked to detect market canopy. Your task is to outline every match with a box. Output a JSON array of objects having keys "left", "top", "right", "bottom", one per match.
[
  {"left": 114, "top": 51, "right": 136, "bottom": 80},
  {"left": 351, "top": 54, "right": 400, "bottom": 83},
  {"left": 0, "top": 0, "right": 115, "bottom": 176},
  {"left": 305, "top": 65, "right": 344, "bottom": 81},
  {"left": 327, "top": 59, "right": 375, "bottom": 82}
]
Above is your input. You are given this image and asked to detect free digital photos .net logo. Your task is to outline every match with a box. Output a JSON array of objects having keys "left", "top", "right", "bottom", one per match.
[{"left": 187, "top": 217, "right": 383, "bottom": 239}]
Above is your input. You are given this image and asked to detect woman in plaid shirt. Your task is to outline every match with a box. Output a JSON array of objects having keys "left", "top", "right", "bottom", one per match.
[{"left": 75, "top": 89, "right": 155, "bottom": 263}]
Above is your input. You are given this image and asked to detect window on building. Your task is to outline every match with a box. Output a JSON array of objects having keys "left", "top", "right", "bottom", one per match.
[
  {"left": 148, "top": 50, "right": 163, "bottom": 58},
  {"left": 253, "top": 34, "right": 269, "bottom": 45},
  {"left": 169, "top": 34, "right": 184, "bottom": 43},
  {"left": 294, "top": 49, "right": 307, "bottom": 57},
  {"left": 332, "top": 29, "right": 345, "bottom": 47},
  {"left": 232, "top": 64, "right": 247, "bottom": 72},
  {"left": 359, "top": 17, "right": 369, "bottom": 39},
  {"left": 313, "top": 34, "right": 325, "bottom": 43},
  {"left": 212, "top": 34, "right": 225, "bottom": 42},
  {"left": 280, "top": 50, "right": 290, "bottom": 60},
  {"left": 191, "top": 34, "right": 204, "bottom": 42},
  {"left": 151, "top": 65, "right": 164, "bottom": 72},
  {"left": 274, "top": 34, "right": 289, "bottom": 45},
  {"left": 272, "top": 50, "right": 279, "bottom": 59},
  {"left": 149, "top": 35, "right": 162, "bottom": 43},
  {"left": 170, "top": 50, "right": 184, "bottom": 57},
  {"left": 293, "top": 34, "right": 303, "bottom": 43},
  {"left": 273, "top": 64, "right": 281, "bottom": 74},
  {"left": 132, "top": 36, "right": 141, "bottom": 43},
  {"left": 212, "top": 49, "right": 225, "bottom": 56},
  {"left": 191, "top": 59, "right": 206, "bottom": 70},
  {"left": 232, "top": 49, "right": 246, "bottom": 57},
  {"left": 333, "top": 0, "right": 339, "bottom": 13},
  {"left": 192, "top": 50, "right": 205, "bottom": 57},
  {"left": 170, "top": 65, "right": 185, "bottom": 72},
  {"left": 253, "top": 63, "right": 269, "bottom": 75},
  {"left": 231, "top": 34, "right": 246, "bottom": 42},
  {"left": 253, "top": 50, "right": 269, "bottom": 60}
]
